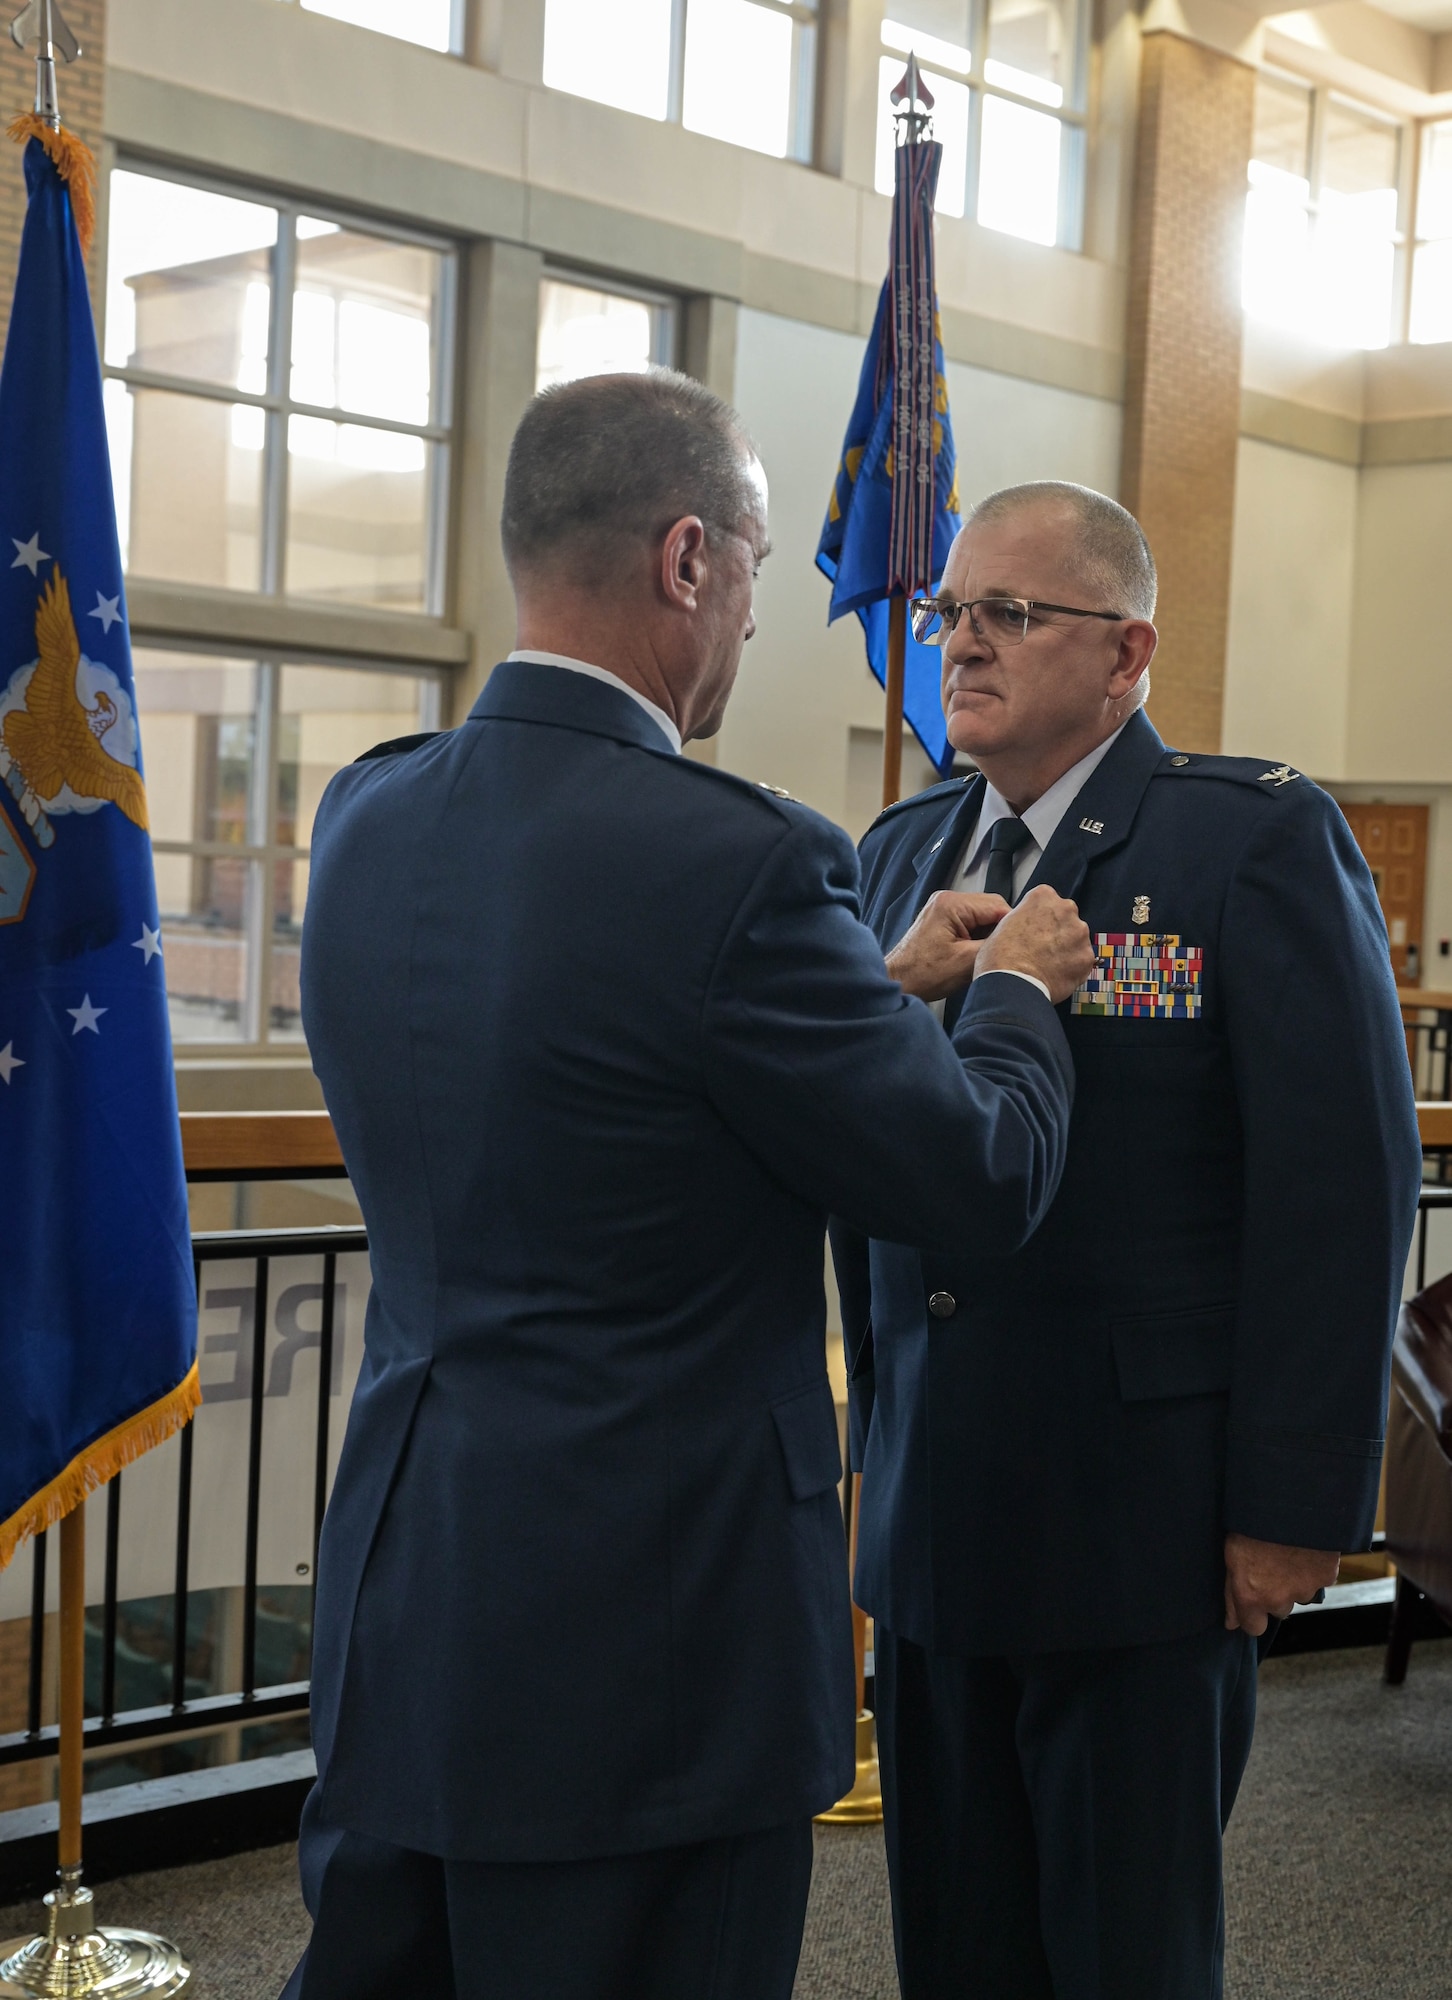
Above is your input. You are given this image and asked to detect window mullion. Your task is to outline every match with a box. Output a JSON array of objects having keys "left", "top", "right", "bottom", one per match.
[
  {"left": 668, "top": 0, "right": 689, "bottom": 126},
  {"left": 964, "top": 0, "right": 989, "bottom": 224},
  {"left": 262, "top": 215, "right": 298, "bottom": 599},
  {"left": 242, "top": 661, "right": 279, "bottom": 1048}
]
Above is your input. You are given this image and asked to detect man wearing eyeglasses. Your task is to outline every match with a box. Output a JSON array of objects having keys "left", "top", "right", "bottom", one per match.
[{"left": 832, "top": 481, "right": 1420, "bottom": 1999}]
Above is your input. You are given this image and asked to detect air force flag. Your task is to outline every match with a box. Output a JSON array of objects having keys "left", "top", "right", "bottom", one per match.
[{"left": 0, "top": 129, "right": 197, "bottom": 1570}]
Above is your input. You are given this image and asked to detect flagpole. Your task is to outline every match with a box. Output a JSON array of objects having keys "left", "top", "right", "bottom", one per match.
[
  {"left": 881, "top": 594, "right": 907, "bottom": 807},
  {"left": 0, "top": 12, "right": 190, "bottom": 1987},
  {"left": 57, "top": 1502, "right": 85, "bottom": 1881}
]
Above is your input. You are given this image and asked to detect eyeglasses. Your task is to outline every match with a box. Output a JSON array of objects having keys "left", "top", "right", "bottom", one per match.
[{"left": 909, "top": 596, "right": 1127, "bottom": 647}]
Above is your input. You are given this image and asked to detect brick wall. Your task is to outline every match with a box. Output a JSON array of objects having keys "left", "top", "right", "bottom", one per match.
[
  {"left": 1120, "top": 29, "right": 1254, "bottom": 755},
  {"left": 0, "top": 0, "right": 106, "bottom": 355}
]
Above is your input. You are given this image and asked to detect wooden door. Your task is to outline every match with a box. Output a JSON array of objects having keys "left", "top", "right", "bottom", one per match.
[{"left": 1338, "top": 802, "right": 1428, "bottom": 986}]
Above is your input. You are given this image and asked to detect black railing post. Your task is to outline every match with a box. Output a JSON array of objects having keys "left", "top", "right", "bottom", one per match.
[
  {"left": 171, "top": 1419, "right": 195, "bottom": 1712},
  {"left": 27, "top": 1529, "right": 47, "bottom": 1738},
  {"left": 311, "top": 1251, "right": 338, "bottom": 1648},
  {"left": 102, "top": 1472, "right": 122, "bottom": 1724},
  {"left": 242, "top": 1255, "right": 271, "bottom": 1701}
]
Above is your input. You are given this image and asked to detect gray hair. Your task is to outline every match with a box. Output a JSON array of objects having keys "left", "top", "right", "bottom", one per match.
[
  {"left": 502, "top": 368, "right": 758, "bottom": 585},
  {"left": 967, "top": 481, "right": 1157, "bottom": 622}
]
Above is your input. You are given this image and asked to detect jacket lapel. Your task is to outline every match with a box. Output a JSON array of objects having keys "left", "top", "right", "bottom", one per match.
[
  {"left": 1023, "top": 709, "right": 1167, "bottom": 906},
  {"left": 877, "top": 777, "right": 985, "bottom": 951}
]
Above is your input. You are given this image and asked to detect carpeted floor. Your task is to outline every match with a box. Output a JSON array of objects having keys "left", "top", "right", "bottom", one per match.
[{"left": 2, "top": 1642, "right": 1449, "bottom": 1998}]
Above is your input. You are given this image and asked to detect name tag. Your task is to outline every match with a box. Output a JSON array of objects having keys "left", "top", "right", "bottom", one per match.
[{"left": 1071, "top": 933, "right": 1204, "bottom": 1019}]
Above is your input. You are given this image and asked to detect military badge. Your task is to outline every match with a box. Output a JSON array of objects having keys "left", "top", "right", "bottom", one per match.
[
  {"left": 1131, "top": 894, "right": 1150, "bottom": 924},
  {"left": 1071, "top": 933, "right": 1204, "bottom": 1019}
]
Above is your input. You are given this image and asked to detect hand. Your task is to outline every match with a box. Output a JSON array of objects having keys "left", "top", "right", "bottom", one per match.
[
  {"left": 885, "top": 892, "right": 1011, "bottom": 1001},
  {"left": 1223, "top": 1533, "right": 1340, "bottom": 1636},
  {"left": 973, "top": 885, "right": 1095, "bottom": 1005}
]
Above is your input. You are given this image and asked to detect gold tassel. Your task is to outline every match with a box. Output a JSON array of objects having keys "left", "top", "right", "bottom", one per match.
[
  {"left": 7, "top": 113, "right": 96, "bottom": 256},
  {"left": 0, "top": 1362, "right": 202, "bottom": 1574}
]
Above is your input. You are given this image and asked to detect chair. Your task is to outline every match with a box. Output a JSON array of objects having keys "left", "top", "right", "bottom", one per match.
[{"left": 1383, "top": 1271, "right": 1452, "bottom": 1683}]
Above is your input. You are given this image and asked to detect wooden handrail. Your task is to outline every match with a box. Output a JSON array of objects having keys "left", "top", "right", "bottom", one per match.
[
  {"left": 179, "top": 1103, "right": 1452, "bottom": 1175},
  {"left": 179, "top": 1110, "right": 343, "bottom": 1177}
]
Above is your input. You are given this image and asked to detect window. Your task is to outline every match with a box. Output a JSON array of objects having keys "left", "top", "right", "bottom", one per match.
[
  {"left": 1410, "top": 121, "right": 1452, "bottom": 343},
  {"left": 276, "top": 0, "right": 463, "bottom": 54},
  {"left": 874, "top": 1, "right": 1086, "bottom": 248},
  {"left": 103, "top": 166, "right": 456, "bottom": 613},
  {"left": 1242, "top": 70, "right": 1404, "bottom": 350},
  {"left": 542, "top": 0, "right": 817, "bottom": 162},
  {"left": 536, "top": 276, "right": 678, "bottom": 390},
  {"left": 136, "top": 649, "right": 441, "bottom": 1046}
]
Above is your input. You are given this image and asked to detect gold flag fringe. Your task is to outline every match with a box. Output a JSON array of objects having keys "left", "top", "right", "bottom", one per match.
[
  {"left": 7, "top": 114, "right": 96, "bottom": 256},
  {"left": 0, "top": 1361, "right": 201, "bottom": 1574}
]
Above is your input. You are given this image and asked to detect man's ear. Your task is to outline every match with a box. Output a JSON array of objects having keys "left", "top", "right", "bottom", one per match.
[
  {"left": 660, "top": 516, "right": 708, "bottom": 611},
  {"left": 1108, "top": 619, "right": 1157, "bottom": 699}
]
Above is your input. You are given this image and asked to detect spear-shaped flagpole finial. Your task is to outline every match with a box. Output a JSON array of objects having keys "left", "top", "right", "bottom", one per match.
[
  {"left": 10, "top": 0, "right": 81, "bottom": 131},
  {"left": 890, "top": 50, "right": 935, "bottom": 146}
]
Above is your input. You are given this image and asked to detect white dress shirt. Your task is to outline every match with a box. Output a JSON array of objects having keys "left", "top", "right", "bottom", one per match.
[
  {"left": 934, "top": 723, "right": 1128, "bottom": 1014},
  {"left": 954, "top": 722, "right": 1128, "bottom": 901},
  {"left": 506, "top": 649, "right": 682, "bottom": 755}
]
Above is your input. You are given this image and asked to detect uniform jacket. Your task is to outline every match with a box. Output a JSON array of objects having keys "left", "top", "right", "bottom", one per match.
[
  {"left": 300, "top": 660, "right": 1075, "bottom": 1863},
  {"left": 833, "top": 707, "right": 1421, "bottom": 1657}
]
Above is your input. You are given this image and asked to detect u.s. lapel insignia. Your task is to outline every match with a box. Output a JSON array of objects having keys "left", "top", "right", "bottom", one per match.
[
  {"left": 1079, "top": 816, "right": 1104, "bottom": 835},
  {"left": 1259, "top": 764, "right": 1299, "bottom": 786},
  {"left": 1131, "top": 894, "right": 1150, "bottom": 924}
]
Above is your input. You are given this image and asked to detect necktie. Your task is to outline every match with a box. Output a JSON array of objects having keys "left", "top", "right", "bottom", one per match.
[{"left": 983, "top": 815, "right": 1034, "bottom": 904}]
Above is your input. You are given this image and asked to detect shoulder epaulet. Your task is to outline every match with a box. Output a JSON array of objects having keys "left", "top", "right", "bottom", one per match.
[
  {"left": 863, "top": 774, "right": 973, "bottom": 838},
  {"left": 1157, "top": 750, "right": 1312, "bottom": 796},
  {"left": 354, "top": 731, "right": 443, "bottom": 765}
]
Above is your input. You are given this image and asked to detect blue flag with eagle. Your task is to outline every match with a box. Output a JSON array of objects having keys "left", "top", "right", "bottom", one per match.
[
  {"left": 816, "top": 132, "right": 961, "bottom": 775},
  {"left": 0, "top": 124, "right": 197, "bottom": 1573}
]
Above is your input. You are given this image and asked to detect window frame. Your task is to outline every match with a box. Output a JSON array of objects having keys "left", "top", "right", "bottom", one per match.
[
  {"left": 1245, "top": 65, "right": 1415, "bottom": 348},
  {"left": 139, "top": 634, "right": 444, "bottom": 1051},
  {"left": 879, "top": 0, "right": 1091, "bottom": 251},
  {"left": 103, "top": 153, "right": 460, "bottom": 616}
]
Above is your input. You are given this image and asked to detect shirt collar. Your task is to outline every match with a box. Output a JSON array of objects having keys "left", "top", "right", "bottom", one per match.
[
  {"left": 506, "top": 650, "right": 682, "bottom": 755},
  {"left": 965, "top": 722, "right": 1130, "bottom": 872}
]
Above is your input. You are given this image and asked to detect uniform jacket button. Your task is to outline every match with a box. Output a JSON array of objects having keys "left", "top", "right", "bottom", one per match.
[{"left": 927, "top": 1291, "right": 957, "bottom": 1319}]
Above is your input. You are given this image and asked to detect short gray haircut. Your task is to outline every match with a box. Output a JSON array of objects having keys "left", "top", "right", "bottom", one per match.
[
  {"left": 502, "top": 368, "right": 758, "bottom": 585},
  {"left": 967, "top": 481, "right": 1157, "bottom": 621}
]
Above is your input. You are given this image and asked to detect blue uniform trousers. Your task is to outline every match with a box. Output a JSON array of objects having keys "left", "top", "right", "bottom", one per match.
[
  {"left": 280, "top": 1791, "right": 814, "bottom": 2000},
  {"left": 876, "top": 1623, "right": 1261, "bottom": 2000}
]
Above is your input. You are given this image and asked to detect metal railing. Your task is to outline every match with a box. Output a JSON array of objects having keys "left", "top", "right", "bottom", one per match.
[
  {"left": 0, "top": 1224, "right": 364, "bottom": 1776},
  {"left": 5, "top": 1154, "right": 1452, "bottom": 1782}
]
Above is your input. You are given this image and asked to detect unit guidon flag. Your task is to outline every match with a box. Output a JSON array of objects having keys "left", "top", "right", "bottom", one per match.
[{"left": 0, "top": 123, "right": 197, "bottom": 1571}]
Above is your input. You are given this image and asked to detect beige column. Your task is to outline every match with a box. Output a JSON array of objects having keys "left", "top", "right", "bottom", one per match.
[
  {"left": 464, "top": 0, "right": 546, "bottom": 83},
  {"left": 1119, "top": 28, "right": 1254, "bottom": 754},
  {"left": 450, "top": 240, "right": 545, "bottom": 717}
]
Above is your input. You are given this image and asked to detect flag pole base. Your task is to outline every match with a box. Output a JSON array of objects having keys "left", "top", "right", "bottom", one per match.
[
  {"left": 0, "top": 1869, "right": 189, "bottom": 1997},
  {"left": 814, "top": 1709, "right": 883, "bottom": 1825}
]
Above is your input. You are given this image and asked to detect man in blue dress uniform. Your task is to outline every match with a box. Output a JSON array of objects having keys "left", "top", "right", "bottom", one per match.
[
  {"left": 833, "top": 481, "right": 1422, "bottom": 1999},
  {"left": 284, "top": 383, "right": 1095, "bottom": 2000}
]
